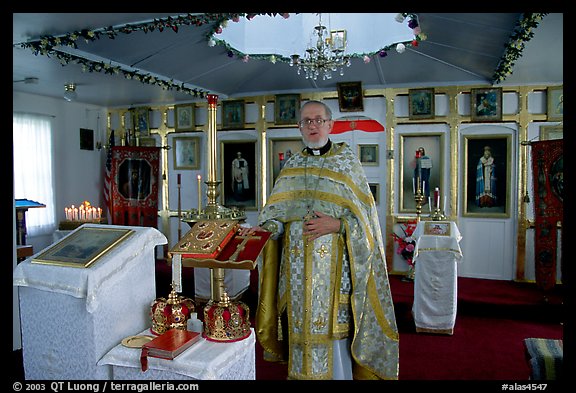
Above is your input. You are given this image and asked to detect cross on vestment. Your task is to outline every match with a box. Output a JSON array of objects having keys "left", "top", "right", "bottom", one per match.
[{"left": 229, "top": 234, "right": 261, "bottom": 262}]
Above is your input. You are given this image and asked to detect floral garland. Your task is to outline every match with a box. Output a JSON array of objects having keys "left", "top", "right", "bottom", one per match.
[
  {"left": 491, "top": 13, "right": 548, "bottom": 84},
  {"left": 207, "top": 13, "right": 426, "bottom": 64},
  {"left": 14, "top": 13, "right": 276, "bottom": 98},
  {"left": 391, "top": 220, "right": 418, "bottom": 267}
]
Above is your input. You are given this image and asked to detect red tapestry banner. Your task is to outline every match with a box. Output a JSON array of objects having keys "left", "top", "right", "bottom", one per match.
[
  {"left": 110, "top": 146, "right": 161, "bottom": 227},
  {"left": 530, "top": 139, "right": 563, "bottom": 291}
]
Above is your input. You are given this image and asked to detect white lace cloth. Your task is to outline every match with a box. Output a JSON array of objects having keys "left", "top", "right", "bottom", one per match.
[
  {"left": 13, "top": 224, "right": 167, "bottom": 380},
  {"left": 98, "top": 328, "right": 256, "bottom": 380},
  {"left": 412, "top": 221, "right": 463, "bottom": 332}
]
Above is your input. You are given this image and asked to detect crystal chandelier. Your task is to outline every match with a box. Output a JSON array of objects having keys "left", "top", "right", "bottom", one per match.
[{"left": 290, "top": 14, "right": 350, "bottom": 80}]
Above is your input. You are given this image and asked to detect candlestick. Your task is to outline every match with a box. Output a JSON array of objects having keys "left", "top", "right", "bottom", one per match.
[
  {"left": 177, "top": 174, "right": 181, "bottom": 185},
  {"left": 197, "top": 174, "right": 202, "bottom": 212},
  {"left": 434, "top": 187, "right": 440, "bottom": 209}
]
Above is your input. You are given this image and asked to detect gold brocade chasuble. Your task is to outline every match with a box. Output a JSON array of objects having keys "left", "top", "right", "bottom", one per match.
[{"left": 256, "top": 142, "right": 399, "bottom": 380}]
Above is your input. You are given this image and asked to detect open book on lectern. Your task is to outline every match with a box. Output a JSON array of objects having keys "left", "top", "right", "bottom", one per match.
[{"left": 169, "top": 219, "right": 271, "bottom": 270}]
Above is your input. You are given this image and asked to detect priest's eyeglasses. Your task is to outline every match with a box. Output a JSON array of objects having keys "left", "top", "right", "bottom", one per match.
[{"left": 299, "top": 118, "right": 330, "bottom": 128}]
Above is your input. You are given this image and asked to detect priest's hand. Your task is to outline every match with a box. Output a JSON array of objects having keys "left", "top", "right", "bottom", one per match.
[
  {"left": 303, "top": 211, "right": 341, "bottom": 241},
  {"left": 238, "top": 226, "right": 263, "bottom": 236}
]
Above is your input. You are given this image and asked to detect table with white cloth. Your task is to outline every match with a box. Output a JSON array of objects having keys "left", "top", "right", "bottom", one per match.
[
  {"left": 412, "top": 221, "right": 463, "bottom": 335},
  {"left": 97, "top": 328, "right": 256, "bottom": 380},
  {"left": 13, "top": 224, "right": 167, "bottom": 380}
]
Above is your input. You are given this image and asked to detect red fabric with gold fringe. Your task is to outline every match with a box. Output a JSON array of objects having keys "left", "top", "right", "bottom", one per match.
[
  {"left": 531, "top": 139, "right": 563, "bottom": 291},
  {"left": 110, "top": 146, "right": 160, "bottom": 227}
]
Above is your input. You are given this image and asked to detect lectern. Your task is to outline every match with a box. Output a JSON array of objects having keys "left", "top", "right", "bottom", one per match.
[
  {"left": 13, "top": 224, "right": 167, "bottom": 379},
  {"left": 412, "top": 221, "right": 462, "bottom": 334}
]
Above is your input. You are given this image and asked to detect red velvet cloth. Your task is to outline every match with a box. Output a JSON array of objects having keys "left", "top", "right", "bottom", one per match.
[
  {"left": 110, "top": 146, "right": 161, "bottom": 227},
  {"left": 531, "top": 139, "right": 563, "bottom": 291}
]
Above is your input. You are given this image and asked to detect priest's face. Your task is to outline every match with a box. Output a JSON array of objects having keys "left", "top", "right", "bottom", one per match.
[{"left": 299, "top": 102, "right": 333, "bottom": 149}]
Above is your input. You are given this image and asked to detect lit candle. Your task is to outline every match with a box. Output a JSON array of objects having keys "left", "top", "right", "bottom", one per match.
[
  {"left": 434, "top": 187, "right": 440, "bottom": 209},
  {"left": 412, "top": 177, "right": 416, "bottom": 195},
  {"left": 197, "top": 174, "right": 202, "bottom": 212}
]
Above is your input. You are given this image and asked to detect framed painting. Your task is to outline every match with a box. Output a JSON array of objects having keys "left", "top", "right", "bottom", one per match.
[
  {"left": 222, "top": 100, "right": 245, "bottom": 129},
  {"left": 32, "top": 226, "right": 134, "bottom": 268},
  {"left": 470, "top": 88, "right": 502, "bottom": 122},
  {"left": 173, "top": 136, "right": 200, "bottom": 170},
  {"left": 274, "top": 94, "right": 300, "bottom": 125},
  {"left": 139, "top": 137, "right": 156, "bottom": 147},
  {"left": 220, "top": 140, "right": 258, "bottom": 210},
  {"left": 269, "top": 138, "right": 305, "bottom": 188},
  {"left": 409, "top": 88, "right": 435, "bottom": 120},
  {"left": 547, "top": 86, "right": 563, "bottom": 121},
  {"left": 79, "top": 128, "right": 94, "bottom": 150},
  {"left": 358, "top": 144, "right": 379, "bottom": 166},
  {"left": 174, "top": 104, "right": 195, "bottom": 132},
  {"left": 337, "top": 81, "right": 364, "bottom": 112},
  {"left": 132, "top": 106, "right": 151, "bottom": 136},
  {"left": 540, "top": 125, "right": 563, "bottom": 141},
  {"left": 369, "top": 183, "right": 380, "bottom": 205},
  {"left": 462, "top": 134, "right": 511, "bottom": 218},
  {"left": 399, "top": 133, "right": 443, "bottom": 213},
  {"left": 330, "top": 30, "right": 347, "bottom": 50}
]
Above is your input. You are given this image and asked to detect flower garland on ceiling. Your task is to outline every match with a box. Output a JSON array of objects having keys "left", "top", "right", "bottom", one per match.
[
  {"left": 14, "top": 13, "right": 275, "bottom": 98},
  {"left": 207, "top": 13, "right": 426, "bottom": 64},
  {"left": 491, "top": 13, "right": 548, "bottom": 84}
]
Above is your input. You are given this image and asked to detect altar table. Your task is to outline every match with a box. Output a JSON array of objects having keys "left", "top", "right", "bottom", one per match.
[
  {"left": 412, "top": 221, "right": 463, "bottom": 334},
  {"left": 13, "top": 224, "right": 167, "bottom": 380},
  {"left": 98, "top": 328, "right": 255, "bottom": 380}
]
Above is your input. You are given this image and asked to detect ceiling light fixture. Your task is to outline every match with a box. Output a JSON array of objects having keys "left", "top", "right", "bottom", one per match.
[
  {"left": 290, "top": 13, "right": 350, "bottom": 81},
  {"left": 63, "top": 83, "right": 77, "bottom": 102}
]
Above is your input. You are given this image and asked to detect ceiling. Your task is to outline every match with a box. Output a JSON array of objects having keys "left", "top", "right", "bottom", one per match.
[{"left": 12, "top": 12, "right": 563, "bottom": 108}]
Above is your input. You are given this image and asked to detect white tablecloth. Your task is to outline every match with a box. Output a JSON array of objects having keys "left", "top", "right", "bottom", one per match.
[
  {"left": 13, "top": 224, "right": 167, "bottom": 380},
  {"left": 412, "top": 221, "right": 463, "bottom": 334},
  {"left": 98, "top": 328, "right": 255, "bottom": 380}
]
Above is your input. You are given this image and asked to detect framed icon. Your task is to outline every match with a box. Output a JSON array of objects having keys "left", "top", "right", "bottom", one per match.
[
  {"left": 409, "top": 88, "right": 435, "bottom": 120},
  {"left": 470, "top": 88, "right": 502, "bottom": 122},
  {"left": 222, "top": 100, "right": 245, "bottom": 129}
]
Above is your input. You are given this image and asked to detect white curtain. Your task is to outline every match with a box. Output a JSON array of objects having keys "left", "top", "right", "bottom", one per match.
[{"left": 13, "top": 112, "right": 56, "bottom": 236}]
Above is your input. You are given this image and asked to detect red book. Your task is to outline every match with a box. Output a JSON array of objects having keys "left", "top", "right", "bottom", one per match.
[{"left": 140, "top": 329, "right": 201, "bottom": 371}]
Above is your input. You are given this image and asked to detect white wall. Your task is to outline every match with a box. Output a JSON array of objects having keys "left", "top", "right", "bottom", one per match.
[{"left": 13, "top": 92, "right": 107, "bottom": 350}]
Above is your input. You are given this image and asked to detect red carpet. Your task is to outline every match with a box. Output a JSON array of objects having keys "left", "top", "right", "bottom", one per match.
[{"left": 253, "top": 275, "right": 564, "bottom": 380}]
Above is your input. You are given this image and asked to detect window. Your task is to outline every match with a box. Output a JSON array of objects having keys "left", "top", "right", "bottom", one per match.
[{"left": 13, "top": 113, "right": 56, "bottom": 236}]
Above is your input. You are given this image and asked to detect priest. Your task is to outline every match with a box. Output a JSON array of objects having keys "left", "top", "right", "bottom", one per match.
[{"left": 240, "top": 100, "right": 399, "bottom": 380}]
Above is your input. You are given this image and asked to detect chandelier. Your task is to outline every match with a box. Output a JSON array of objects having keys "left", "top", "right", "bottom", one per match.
[{"left": 290, "top": 14, "right": 350, "bottom": 80}]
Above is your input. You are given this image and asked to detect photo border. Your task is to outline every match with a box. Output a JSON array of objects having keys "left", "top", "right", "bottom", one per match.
[
  {"left": 222, "top": 100, "right": 245, "bottom": 130},
  {"left": 274, "top": 94, "right": 301, "bottom": 126},
  {"left": 470, "top": 87, "right": 502, "bottom": 122},
  {"left": 174, "top": 104, "right": 195, "bottom": 132},
  {"left": 337, "top": 81, "right": 364, "bottom": 112},
  {"left": 220, "top": 139, "right": 258, "bottom": 210},
  {"left": 32, "top": 227, "right": 134, "bottom": 268},
  {"left": 462, "top": 134, "right": 511, "bottom": 218},
  {"left": 173, "top": 136, "right": 200, "bottom": 170},
  {"left": 408, "top": 88, "right": 435, "bottom": 120}
]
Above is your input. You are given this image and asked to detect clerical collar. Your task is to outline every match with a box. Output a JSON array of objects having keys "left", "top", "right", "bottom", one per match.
[{"left": 305, "top": 140, "right": 332, "bottom": 156}]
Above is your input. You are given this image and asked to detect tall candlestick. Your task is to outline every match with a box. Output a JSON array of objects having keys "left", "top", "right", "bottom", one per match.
[{"left": 197, "top": 174, "right": 202, "bottom": 212}]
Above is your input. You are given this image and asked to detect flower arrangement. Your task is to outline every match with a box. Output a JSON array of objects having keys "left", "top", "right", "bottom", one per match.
[{"left": 391, "top": 220, "right": 418, "bottom": 267}]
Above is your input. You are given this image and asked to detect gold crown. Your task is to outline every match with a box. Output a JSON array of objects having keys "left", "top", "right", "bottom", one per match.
[
  {"left": 150, "top": 285, "right": 195, "bottom": 335},
  {"left": 203, "top": 291, "right": 251, "bottom": 342}
]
